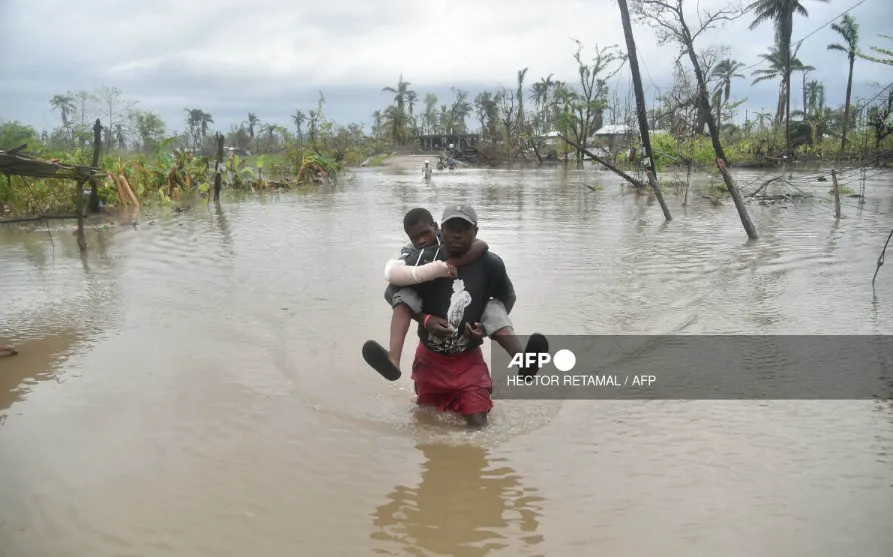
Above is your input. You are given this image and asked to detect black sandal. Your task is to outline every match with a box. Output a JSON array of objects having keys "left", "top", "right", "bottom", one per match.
[
  {"left": 362, "top": 340, "right": 402, "bottom": 381},
  {"left": 519, "top": 333, "right": 549, "bottom": 378}
]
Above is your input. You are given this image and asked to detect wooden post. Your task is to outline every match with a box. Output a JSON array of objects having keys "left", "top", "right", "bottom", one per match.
[
  {"left": 831, "top": 168, "right": 841, "bottom": 219},
  {"left": 88, "top": 119, "right": 102, "bottom": 213},
  {"left": 716, "top": 158, "right": 759, "bottom": 240},
  {"left": 618, "top": 0, "right": 671, "bottom": 222},
  {"left": 213, "top": 132, "right": 225, "bottom": 202},
  {"left": 75, "top": 178, "right": 87, "bottom": 251}
]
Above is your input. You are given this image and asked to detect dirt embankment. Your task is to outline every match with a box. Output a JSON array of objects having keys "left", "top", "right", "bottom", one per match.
[{"left": 381, "top": 154, "right": 434, "bottom": 170}]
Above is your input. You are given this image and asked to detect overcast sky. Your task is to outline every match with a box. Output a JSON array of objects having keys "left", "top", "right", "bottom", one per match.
[{"left": 2, "top": 0, "right": 892, "bottom": 136}]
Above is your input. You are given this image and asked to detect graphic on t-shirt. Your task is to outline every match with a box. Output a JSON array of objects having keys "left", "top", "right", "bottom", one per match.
[
  {"left": 428, "top": 277, "right": 471, "bottom": 354},
  {"left": 447, "top": 279, "right": 472, "bottom": 330}
]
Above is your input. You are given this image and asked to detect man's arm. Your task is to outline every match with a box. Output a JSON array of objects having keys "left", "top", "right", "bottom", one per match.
[
  {"left": 485, "top": 253, "right": 516, "bottom": 314},
  {"left": 447, "top": 239, "right": 489, "bottom": 268}
]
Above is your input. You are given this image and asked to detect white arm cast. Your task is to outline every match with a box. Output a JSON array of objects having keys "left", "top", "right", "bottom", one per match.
[{"left": 384, "top": 259, "right": 451, "bottom": 285}]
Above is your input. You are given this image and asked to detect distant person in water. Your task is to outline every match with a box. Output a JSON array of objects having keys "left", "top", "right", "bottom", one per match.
[{"left": 422, "top": 160, "right": 433, "bottom": 179}]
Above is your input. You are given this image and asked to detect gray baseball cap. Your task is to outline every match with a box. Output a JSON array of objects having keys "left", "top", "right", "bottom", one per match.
[{"left": 441, "top": 203, "right": 478, "bottom": 226}]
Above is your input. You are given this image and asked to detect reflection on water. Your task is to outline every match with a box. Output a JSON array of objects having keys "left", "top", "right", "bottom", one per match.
[
  {"left": 371, "top": 444, "right": 544, "bottom": 556},
  {"left": 0, "top": 329, "right": 83, "bottom": 420}
]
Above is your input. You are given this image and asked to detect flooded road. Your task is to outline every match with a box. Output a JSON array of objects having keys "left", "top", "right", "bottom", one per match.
[{"left": 2, "top": 161, "right": 892, "bottom": 556}]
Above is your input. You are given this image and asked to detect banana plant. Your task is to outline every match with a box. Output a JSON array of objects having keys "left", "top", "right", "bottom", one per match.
[
  {"left": 146, "top": 136, "right": 210, "bottom": 199},
  {"left": 227, "top": 154, "right": 256, "bottom": 190}
]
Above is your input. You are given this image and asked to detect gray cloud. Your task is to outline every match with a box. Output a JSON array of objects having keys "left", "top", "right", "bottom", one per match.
[{"left": 2, "top": 0, "right": 891, "bottom": 136}]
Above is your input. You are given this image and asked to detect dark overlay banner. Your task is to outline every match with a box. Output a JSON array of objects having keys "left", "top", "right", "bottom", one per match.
[{"left": 488, "top": 335, "right": 893, "bottom": 400}]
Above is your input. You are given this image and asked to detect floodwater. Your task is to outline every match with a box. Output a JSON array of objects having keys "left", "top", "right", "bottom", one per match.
[{"left": 1, "top": 159, "right": 892, "bottom": 556}]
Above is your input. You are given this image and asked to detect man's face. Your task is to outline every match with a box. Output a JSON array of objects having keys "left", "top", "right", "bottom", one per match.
[
  {"left": 442, "top": 218, "right": 476, "bottom": 256},
  {"left": 406, "top": 220, "right": 438, "bottom": 249}
]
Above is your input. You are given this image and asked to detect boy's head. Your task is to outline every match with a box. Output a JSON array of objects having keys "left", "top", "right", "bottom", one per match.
[{"left": 403, "top": 208, "right": 438, "bottom": 249}]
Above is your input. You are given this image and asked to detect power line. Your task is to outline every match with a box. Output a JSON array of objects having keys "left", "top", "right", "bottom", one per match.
[{"left": 738, "top": 0, "right": 868, "bottom": 74}]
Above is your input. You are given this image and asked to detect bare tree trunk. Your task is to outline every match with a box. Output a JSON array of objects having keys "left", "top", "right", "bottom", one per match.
[
  {"left": 618, "top": 0, "right": 671, "bottom": 221},
  {"left": 716, "top": 158, "right": 758, "bottom": 239},
  {"left": 88, "top": 119, "right": 102, "bottom": 213},
  {"left": 558, "top": 133, "right": 648, "bottom": 188},
  {"left": 75, "top": 178, "right": 87, "bottom": 251},
  {"left": 839, "top": 58, "right": 854, "bottom": 160},
  {"left": 684, "top": 44, "right": 726, "bottom": 162},
  {"left": 213, "top": 132, "right": 225, "bottom": 202},
  {"left": 678, "top": 24, "right": 756, "bottom": 239},
  {"left": 802, "top": 71, "right": 808, "bottom": 120},
  {"left": 784, "top": 15, "right": 793, "bottom": 157},
  {"left": 831, "top": 168, "right": 841, "bottom": 219}
]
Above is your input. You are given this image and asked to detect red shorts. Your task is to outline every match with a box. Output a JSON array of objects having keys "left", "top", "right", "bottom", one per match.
[{"left": 411, "top": 343, "right": 493, "bottom": 415}]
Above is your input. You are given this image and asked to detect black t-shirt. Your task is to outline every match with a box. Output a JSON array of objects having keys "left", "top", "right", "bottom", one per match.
[{"left": 408, "top": 251, "right": 515, "bottom": 355}]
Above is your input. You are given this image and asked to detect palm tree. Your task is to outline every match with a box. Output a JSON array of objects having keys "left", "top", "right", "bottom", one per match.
[
  {"left": 530, "top": 75, "right": 555, "bottom": 134},
  {"left": 382, "top": 76, "right": 413, "bottom": 144},
  {"left": 805, "top": 79, "right": 825, "bottom": 117},
  {"left": 754, "top": 109, "right": 773, "bottom": 131},
  {"left": 405, "top": 90, "right": 418, "bottom": 135},
  {"left": 259, "top": 123, "right": 278, "bottom": 152},
  {"left": 438, "top": 105, "right": 451, "bottom": 135},
  {"left": 747, "top": 0, "right": 830, "bottom": 154},
  {"left": 827, "top": 14, "right": 860, "bottom": 155},
  {"left": 382, "top": 76, "right": 414, "bottom": 143},
  {"left": 198, "top": 111, "right": 214, "bottom": 150},
  {"left": 49, "top": 94, "right": 75, "bottom": 141},
  {"left": 710, "top": 59, "right": 746, "bottom": 130},
  {"left": 371, "top": 110, "right": 383, "bottom": 139},
  {"left": 184, "top": 109, "right": 203, "bottom": 149},
  {"left": 423, "top": 93, "right": 438, "bottom": 135},
  {"left": 383, "top": 106, "right": 409, "bottom": 144},
  {"left": 244, "top": 112, "right": 260, "bottom": 150},
  {"left": 516, "top": 67, "right": 529, "bottom": 135},
  {"left": 751, "top": 44, "right": 814, "bottom": 130},
  {"left": 291, "top": 110, "right": 306, "bottom": 155}
]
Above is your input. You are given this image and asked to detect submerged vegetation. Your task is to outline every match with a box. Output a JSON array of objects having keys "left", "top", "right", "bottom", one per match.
[{"left": 1, "top": 1, "right": 892, "bottom": 221}]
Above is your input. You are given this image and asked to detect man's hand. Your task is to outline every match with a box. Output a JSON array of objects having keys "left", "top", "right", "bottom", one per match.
[
  {"left": 446, "top": 263, "right": 457, "bottom": 278},
  {"left": 464, "top": 322, "right": 485, "bottom": 342},
  {"left": 425, "top": 316, "right": 454, "bottom": 338}
]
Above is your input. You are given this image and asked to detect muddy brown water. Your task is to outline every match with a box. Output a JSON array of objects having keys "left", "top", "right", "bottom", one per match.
[{"left": 2, "top": 160, "right": 893, "bottom": 556}]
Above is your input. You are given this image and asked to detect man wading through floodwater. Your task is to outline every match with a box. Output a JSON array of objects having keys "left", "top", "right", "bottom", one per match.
[{"left": 404, "top": 204, "right": 519, "bottom": 428}]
